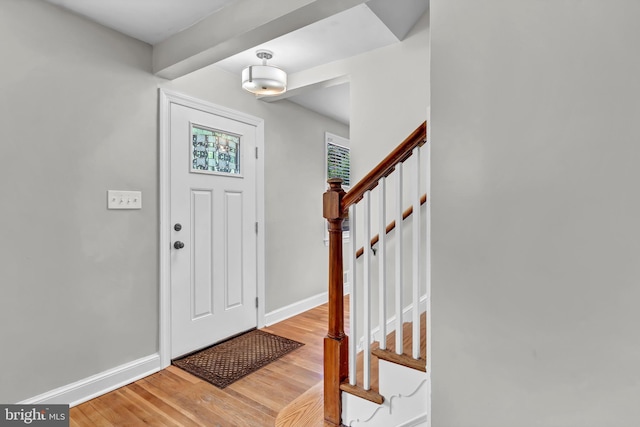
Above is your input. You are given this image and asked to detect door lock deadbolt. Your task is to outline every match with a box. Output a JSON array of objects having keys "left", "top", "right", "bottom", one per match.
[{"left": 174, "top": 223, "right": 182, "bottom": 231}]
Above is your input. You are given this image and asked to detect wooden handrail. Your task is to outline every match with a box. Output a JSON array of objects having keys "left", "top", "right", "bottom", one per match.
[
  {"left": 355, "top": 193, "right": 427, "bottom": 258},
  {"left": 341, "top": 121, "right": 426, "bottom": 211},
  {"left": 322, "top": 121, "right": 427, "bottom": 426}
]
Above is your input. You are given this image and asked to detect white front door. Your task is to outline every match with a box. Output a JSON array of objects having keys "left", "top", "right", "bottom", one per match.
[{"left": 169, "top": 101, "right": 259, "bottom": 359}]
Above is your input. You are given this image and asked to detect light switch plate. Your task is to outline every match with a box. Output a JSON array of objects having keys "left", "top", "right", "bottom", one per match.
[{"left": 108, "top": 190, "right": 142, "bottom": 209}]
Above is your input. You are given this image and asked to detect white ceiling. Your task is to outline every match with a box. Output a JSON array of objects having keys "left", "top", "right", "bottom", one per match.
[
  {"left": 288, "top": 83, "right": 351, "bottom": 126},
  {"left": 44, "top": 0, "right": 238, "bottom": 45},
  {"left": 214, "top": 4, "right": 398, "bottom": 75},
  {"left": 213, "top": 3, "right": 399, "bottom": 125},
  {"left": 42, "top": 0, "right": 428, "bottom": 126}
]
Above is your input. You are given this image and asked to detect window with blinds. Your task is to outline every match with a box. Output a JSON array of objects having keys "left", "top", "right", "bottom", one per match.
[
  {"left": 326, "top": 133, "right": 350, "bottom": 187},
  {"left": 325, "top": 132, "right": 350, "bottom": 242}
]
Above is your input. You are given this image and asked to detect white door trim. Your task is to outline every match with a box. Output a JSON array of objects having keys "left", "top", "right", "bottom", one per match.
[{"left": 158, "top": 88, "right": 266, "bottom": 368}]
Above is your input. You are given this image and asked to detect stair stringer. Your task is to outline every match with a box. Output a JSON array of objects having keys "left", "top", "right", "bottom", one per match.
[{"left": 342, "top": 360, "right": 428, "bottom": 427}]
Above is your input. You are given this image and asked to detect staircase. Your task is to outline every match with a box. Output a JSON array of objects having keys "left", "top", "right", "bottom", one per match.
[{"left": 323, "top": 122, "right": 429, "bottom": 426}]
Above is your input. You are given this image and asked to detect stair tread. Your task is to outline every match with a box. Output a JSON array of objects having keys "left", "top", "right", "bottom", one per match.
[
  {"left": 340, "top": 382, "right": 384, "bottom": 404},
  {"left": 341, "top": 312, "right": 427, "bottom": 399},
  {"left": 378, "top": 312, "right": 427, "bottom": 359},
  {"left": 371, "top": 348, "right": 426, "bottom": 372}
]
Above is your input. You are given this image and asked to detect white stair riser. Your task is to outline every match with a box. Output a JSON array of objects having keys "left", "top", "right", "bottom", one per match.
[{"left": 342, "top": 360, "right": 428, "bottom": 427}]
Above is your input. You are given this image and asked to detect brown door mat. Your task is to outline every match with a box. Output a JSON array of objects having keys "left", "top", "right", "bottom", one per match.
[{"left": 172, "top": 329, "right": 304, "bottom": 388}]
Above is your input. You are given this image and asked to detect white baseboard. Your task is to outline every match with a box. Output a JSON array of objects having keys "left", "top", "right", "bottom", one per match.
[
  {"left": 25, "top": 287, "right": 356, "bottom": 406},
  {"left": 265, "top": 292, "right": 328, "bottom": 326},
  {"left": 19, "top": 353, "right": 161, "bottom": 407},
  {"left": 398, "top": 414, "right": 428, "bottom": 427},
  {"left": 264, "top": 285, "right": 351, "bottom": 326}
]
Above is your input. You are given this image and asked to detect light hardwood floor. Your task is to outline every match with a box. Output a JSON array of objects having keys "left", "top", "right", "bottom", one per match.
[
  {"left": 70, "top": 301, "right": 340, "bottom": 427},
  {"left": 69, "top": 299, "right": 426, "bottom": 426}
]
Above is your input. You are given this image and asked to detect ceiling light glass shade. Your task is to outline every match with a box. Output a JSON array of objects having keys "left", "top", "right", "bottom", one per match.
[{"left": 241, "top": 65, "right": 287, "bottom": 95}]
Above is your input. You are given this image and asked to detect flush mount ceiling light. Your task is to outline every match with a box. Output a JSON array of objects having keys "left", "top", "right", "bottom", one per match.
[{"left": 241, "top": 50, "right": 287, "bottom": 96}]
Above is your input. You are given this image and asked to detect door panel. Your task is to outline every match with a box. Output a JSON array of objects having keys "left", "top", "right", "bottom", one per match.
[
  {"left": 191, "top": 189, "right": 213, "bottom": 319},
  {"left": 225, "top": 191, "right": 244, "bottom": 309}
]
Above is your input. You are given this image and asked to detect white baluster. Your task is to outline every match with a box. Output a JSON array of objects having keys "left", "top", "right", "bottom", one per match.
[
  {"left": 378, "top": 178, "right": 387, "bottom": 351},
  {"left": 395, "top": 164, "right": 404, "bottom": 355},
  {"left": 412, "top": 148, "right": 421, "bottom": 359},
  {"left": 349, "top": 203, "right": 357, "bottom": 386},
  {"left": 363, "top": 191, "right": 372, "bottom": 390}
]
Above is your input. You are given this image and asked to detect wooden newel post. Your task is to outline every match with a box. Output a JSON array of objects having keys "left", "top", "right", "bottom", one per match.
[{"left": 323, "top": 178, "right": 349, "bottom": 426}]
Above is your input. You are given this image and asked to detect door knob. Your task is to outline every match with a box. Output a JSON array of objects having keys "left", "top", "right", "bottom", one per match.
[{"left": 174, "top": 241, "right": 185, "bottom": 249}]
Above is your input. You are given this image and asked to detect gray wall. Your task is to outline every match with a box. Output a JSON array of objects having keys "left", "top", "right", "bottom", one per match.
[
  {"left": 0, "top": 0, "right": 159, "bottom": 403},
  {"left": 349, "top": 8, "right": 429, "bottom": 183},
  {"left": 161, "top": 9, "right": 431, "bottom": 312},
  {"left": 0, "top": 0, "right": 427, "bottom": 404},
  {"left": 162, "top": 69, "right": 349, "bottom": 312},
  {"left": 431, "top": 1, "right": 640, "bottom": 425},
  {"left": 0, "top": 0, "right": 348, "bottom": 403}
]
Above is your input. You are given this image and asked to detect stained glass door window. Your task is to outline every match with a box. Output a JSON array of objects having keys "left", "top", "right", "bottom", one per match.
[{"left": 191, "top": 125, "right": 241, "bottom": 175}]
